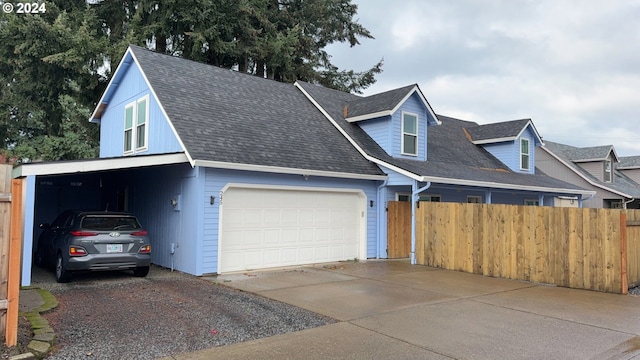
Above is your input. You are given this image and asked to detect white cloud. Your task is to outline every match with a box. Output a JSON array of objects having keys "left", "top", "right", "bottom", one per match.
[{"left": 327, "top": 0, "right": 640, "bottom": 155}]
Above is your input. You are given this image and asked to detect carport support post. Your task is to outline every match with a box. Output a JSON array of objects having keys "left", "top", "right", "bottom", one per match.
[{"left": 411, "top": 181, "right": 431, "bottom": 265}]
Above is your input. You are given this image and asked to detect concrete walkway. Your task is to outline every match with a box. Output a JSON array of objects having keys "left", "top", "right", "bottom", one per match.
[{"left": 160, "top": 260, "right": 640, "bottom": 360}]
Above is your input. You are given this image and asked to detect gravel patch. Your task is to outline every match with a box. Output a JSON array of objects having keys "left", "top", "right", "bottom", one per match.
[{"left": 32, "top": 265, "right": 335, "bottom": 360}]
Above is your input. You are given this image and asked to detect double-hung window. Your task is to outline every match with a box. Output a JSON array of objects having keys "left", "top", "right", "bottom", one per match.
[
  {"left": 124, "top": 95, "right": 149, "bottom": 154},
  {"left": 604, "top": 159, "right": 612, "bottom": 183},
  {"left": 520, "top": 138, "right": 530, "bottom": 170},
  {"left": 402, "top": 112, "right": 418, "bottom": 156}
]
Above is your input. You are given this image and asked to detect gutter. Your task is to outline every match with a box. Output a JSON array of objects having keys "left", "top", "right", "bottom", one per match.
[{"left": 624, "top": 197, "right": 636, "bottom": 209}]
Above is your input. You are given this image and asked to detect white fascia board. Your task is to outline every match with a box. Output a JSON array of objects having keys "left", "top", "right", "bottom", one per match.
[
  {"left": 419, "top": 174, "right": 596, "bottom": 197},
  {"left": 193, "top": 160, "right": 387, "bottom": 181},
  {"left": 89, "top": 48, "right": 135, "bottom": 123},
  {"left": 540, "top": 146, "right": 633, "bottom": 198},
  {"left": 472, "top": 137, "right": 516, "bottom": 145},
  {"left": 618, "top": 165, "right": 640, "bottom": 170},
  {"left": 390, "top": 86, "right": 441, "bottom": 125},
  {"left": 128, "top": 51, "right": 195, "bottom": 167},
  {"left": 294, "top": 82, "right": 422, "bottom": 182},
  {"left": 345, "top": 110, "right": 392, "bottom": 123},
  {"left": 515, "top": 120, "right": 543, "bottom": 144},
  {"left": 13, "top": 153, "right": 190, "bottom": 178}
]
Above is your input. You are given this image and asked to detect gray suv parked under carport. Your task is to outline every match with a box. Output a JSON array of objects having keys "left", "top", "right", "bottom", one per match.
[{"left": 35, "top": 210, "right": 152, "bottom": 283}]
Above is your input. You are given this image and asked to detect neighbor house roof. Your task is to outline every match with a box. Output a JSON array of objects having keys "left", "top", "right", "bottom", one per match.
[
  {"left": 561, "top": 144, "right": 618, "bottom": 163},
  {"left": 92, "top": 46, "right": 384, "bottom": 180},
  {"left": 541, "top": 141, "right": 640, "bottom": 199},
  {"left": 296, "top": 81, "right": 591, "bottom": 195},
  {"left": 618, "top": 156, "right": 640, "bottom": 170}
]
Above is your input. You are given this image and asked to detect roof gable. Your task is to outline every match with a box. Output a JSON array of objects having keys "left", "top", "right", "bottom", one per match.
[
  {"left": 541, "top": 141, "right": 640, "bottom": 198},
  {"left": 97, "top": 46, "right": 383, "bottom": 177},
  {"left": 344, "top": 84, "right": 440, "bottom": 125},
  {"left": 467, "top": 119, "right": 543, "bottom": 145},
  {"left": 566, "top": 145, "right": 618, "bottom": 163}
]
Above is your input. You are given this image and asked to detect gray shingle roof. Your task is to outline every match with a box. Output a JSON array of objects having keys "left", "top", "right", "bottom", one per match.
[
  {"left": 561, "top": 144, "right": 614, "bottom": 162},
  {"left": 296, "top": 81, "right": 587, "bottom": 193},
  {"left": 543, "top": 141, "right": 640, "bottom": 197},
  {"left": 466, "top": 119, "right": 532, "bottom": 142},
  {"left": 129, "top": 46, "right": 383, "bottom": 177},
  {"left": 619, "top": 156, "right": 640, "bottom": 169},
  {"left": 345, "top": 84, "right": 416, "bottom": 119}
]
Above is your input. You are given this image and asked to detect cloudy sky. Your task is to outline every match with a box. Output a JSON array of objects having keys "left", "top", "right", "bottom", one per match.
[{"left": 326, "top": 0, "right": 640, "bottom": 156}]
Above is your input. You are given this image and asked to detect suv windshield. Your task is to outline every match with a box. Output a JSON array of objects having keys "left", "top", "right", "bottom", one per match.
[{"left": 81, "top": 216, "right": 141, "bottom": 231}]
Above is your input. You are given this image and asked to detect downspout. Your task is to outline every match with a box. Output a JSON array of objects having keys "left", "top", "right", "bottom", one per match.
[
  {"left": 579, "top": 193, "right": 595, "bottom": 208},
  {"left": 623, "top": 197, "right": 636, "bottom": 209},
  {"left": 411, "top": 181, "right": 431, "bottom": 265},
  {"left": 377, "top": 177, "right": 388, "bottom": 259}
]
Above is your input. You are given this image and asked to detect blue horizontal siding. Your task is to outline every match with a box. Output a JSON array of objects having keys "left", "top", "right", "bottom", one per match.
[
  {"left": 391, "top": 93, "right": 429, "bottom": 161},
  {"left": 99, "top": 62, "right": 183, "bottom": 158}
]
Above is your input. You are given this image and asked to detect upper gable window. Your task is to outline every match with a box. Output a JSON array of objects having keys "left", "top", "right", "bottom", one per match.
[
  {"left": 402, "top": 112, "right": 418, "bottom": 156},
  {"left": 124, "top": 95, "right": 149, "bottom": 154},
  {"left": 604, "top": 159, "right": 612, "bottom": 183},
  {"left": 520, "top": 138, "right": 530, "bottom": 170}
]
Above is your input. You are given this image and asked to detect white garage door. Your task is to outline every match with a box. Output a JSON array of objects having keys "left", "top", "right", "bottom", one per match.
[{"left": 219, "top": 186, "right": 365, "bottom": 273}]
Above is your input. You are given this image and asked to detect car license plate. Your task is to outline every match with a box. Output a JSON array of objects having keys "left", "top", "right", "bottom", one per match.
[{"left": 106, "top": 244, "right": 123, "bottom": 253}]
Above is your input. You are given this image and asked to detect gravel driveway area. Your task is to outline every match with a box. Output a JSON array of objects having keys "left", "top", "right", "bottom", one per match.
[{"left": 31, "top": 265, "right": 335, "bottom": 360}]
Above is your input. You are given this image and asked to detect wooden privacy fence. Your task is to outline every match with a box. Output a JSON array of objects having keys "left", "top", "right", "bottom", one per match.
[
  {"left": 627, "top": 211, "right": 640, "bottom": 288},
  {"left": 1, "top": 165, "right": 23, "bottom": 346},
  {"left": 414, "top": 202, "right": 640, "bottom": 294},
  {"left": 387, "top": 201, "right": 411, "bottom": 258}
]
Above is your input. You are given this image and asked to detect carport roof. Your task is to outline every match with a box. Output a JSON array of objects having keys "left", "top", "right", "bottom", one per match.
[{"left": 12, "top": 153, "right": 189, "bottom": 177}]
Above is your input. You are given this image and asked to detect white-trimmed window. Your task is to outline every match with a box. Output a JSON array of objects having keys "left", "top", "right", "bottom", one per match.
[
  {"left": 520, "top": 138, "right": 530, "bottom": 170},
  {"left": 124, "top": 95, "right": 149, "bottom": 154},
  {"left": 467, "top": 196, "right": 482, "bottom": 204},
  {"left": 604, "top": 159, "right": 612, "bottom": 183},
  {"left": 402, "top": 112, "right": 418, "bottom": 156},
  {"left": 524, "top": 199, "right": 539, "bottom": 206}
]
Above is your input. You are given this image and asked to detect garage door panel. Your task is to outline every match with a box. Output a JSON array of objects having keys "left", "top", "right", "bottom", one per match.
[{"left": 220, "top": 187, "right": 363, "bottom": 273}]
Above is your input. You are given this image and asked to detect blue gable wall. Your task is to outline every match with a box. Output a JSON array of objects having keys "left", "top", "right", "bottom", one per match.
[
  {"left": 481, "top": 125, "right": 537, "bottom": 174},
  {"left": 359, "top": 117, "right": 391, "bottom": 154},
  {"left": 203, "top": 168, "right": 380, "bottom": 274},
  {"left": 358, "top": 92, "right": 435, "bottom": 161},
  {"left": 98, "top": 61, "right": 183, "bottom": 158},
  {"left": 391, "top": 93, "right": 429, "bottom": 161}
]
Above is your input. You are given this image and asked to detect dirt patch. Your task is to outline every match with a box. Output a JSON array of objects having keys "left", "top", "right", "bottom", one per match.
[{"left": 0, "top": 314, "right": 32, "bottom": 359}]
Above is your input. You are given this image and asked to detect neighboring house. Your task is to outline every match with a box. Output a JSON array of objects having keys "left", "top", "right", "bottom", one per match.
[
  {"left": 13, "top": 46, "right": 592, "bottom": 284},
  {"left": 536, "top": 141, "right": 640, "bottom": 209},
  {"left": 618, "top": 156, "right": 640, "bottom": 185}
]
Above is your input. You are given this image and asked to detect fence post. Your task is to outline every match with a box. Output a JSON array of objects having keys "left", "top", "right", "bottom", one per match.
[
  {"left": 621, "top": 212, "right": 628, "bottom": 295},
  {"left": 5, "top": 179, "right": 23, "bottom": 346},
  {"left": 0, "top": 165, "right": 11, "bottom": 345}
]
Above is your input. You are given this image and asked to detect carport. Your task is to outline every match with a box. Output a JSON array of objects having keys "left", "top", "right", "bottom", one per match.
[{"left": 13, "top": 152, "right": 189, "bottom": 286}]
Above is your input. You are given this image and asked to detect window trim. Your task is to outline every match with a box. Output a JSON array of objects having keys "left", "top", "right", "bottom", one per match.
[
  {"left": 123, "top": 95, "right": 150, "bottom": 155},
  {"left": 123, "top": 103, "right": 134, "bottom": 154},
  {"left": 401, "top": 111, "right": 418, "bottom": 156},
  {"left": 135, "top": 96, "right": 149, "bottom": 152},
  {"left": 520, "top": 138, "right": 530, "bottom": 170},
  {"left": 467, "top": 195, "right": 482, "bottom": 204},
  {"left": 604, "top": 159, "right": 612, "bottom": 183}
]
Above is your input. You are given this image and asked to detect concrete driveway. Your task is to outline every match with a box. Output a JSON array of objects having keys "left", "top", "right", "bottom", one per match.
[{"left": 163, "top": 260, "right": 640, "bottom": 360}]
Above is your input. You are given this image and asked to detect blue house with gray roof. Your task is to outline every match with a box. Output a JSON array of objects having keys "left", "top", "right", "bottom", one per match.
[{"left": 13, "top": 45, "right": 593, "bottom": 284}]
